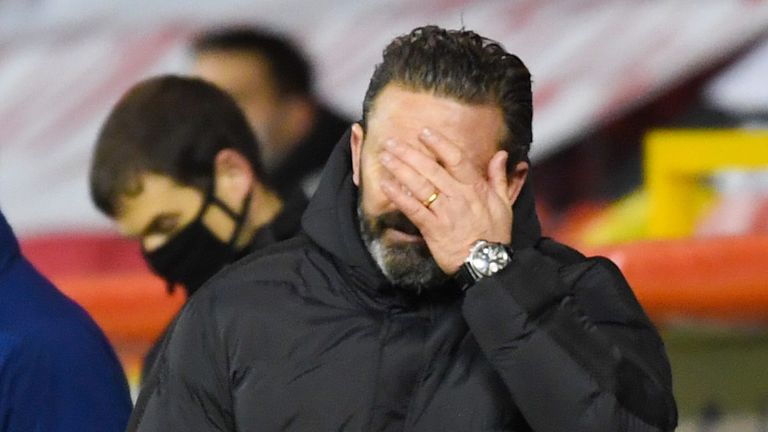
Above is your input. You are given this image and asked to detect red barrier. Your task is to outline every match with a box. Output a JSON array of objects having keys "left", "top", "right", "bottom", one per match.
[
  {"left": 21, "top": 234, "right": 185, "bottom": 383},
  {"left": 20, "top": 233, "right": 768, "bottom": 384},
  {"left": 594, "top": 235, "right": 768, "bottom": 324},
  {"left": 23, "top": 233, "right": 768, "bottom": 337},
  {"left": 21, "top": 233, "right": 185, "bottom": 345},
  {"left": 54, "top": 273, "right": 185, "bottom": 344}
]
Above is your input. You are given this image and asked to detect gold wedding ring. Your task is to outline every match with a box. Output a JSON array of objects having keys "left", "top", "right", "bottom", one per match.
[{"left": 423, "top": 191, "right": 439, "bottom": 208}]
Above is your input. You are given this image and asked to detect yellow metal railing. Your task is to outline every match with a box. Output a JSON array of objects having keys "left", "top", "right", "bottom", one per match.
[{"left": 645, "top": 129, "right": 768, "bottom": 238}]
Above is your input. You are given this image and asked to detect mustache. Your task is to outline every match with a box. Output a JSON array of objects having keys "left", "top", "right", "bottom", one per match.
[{"left": 372, "top": 211, "right": 421, "bottom": 236}]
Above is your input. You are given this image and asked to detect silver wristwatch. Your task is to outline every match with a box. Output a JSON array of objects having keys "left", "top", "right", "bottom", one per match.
[{"left": 455, "top": 240, "right": 513, "bottom": 291}]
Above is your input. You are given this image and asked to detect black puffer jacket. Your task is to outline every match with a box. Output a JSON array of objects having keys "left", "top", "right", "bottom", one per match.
[{"left": 129, "top": 132, "right": 678, "bottom": 431}]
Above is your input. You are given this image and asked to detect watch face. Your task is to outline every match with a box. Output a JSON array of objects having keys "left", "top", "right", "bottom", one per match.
[{"left": 470, "top": 242, "right": 510, "bottom": 277}]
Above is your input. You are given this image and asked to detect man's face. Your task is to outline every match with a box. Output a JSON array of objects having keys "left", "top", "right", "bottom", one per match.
[
  {"left": 350, "top": 84, "right": 508, "bottom": 288},
  {"left": 114, "top": 173, "right": 239, "bottom": 251},
  {"left": 193, "top": 50, "right": 286, "bottom": 168}
]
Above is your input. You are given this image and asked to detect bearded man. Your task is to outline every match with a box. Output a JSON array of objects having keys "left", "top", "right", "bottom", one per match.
[{"left": 129, "top": 26, "right": 678, "bottom": 432}]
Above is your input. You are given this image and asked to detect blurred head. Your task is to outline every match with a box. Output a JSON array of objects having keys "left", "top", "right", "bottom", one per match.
[
  {"left": 351, "top": 26, "right": 532, "bottom": 289},
  {"left": 90, "top": 75, "right": 276, "bottom": 291},
  {"left": 192, "top": 27, "right": 316, "bottom": 170}
]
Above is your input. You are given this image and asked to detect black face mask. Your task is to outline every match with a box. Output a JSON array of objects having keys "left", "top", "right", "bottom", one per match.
[{"left": 142, "top": 185, "right": 252, "bottom": 297}]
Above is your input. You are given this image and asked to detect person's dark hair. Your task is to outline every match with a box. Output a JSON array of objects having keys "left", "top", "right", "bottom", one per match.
[
  {"left": 192, "top": 26, "right": 313, "bottom": 98},
  {"left": 361, "top": 25, "right": 533, "bottom": 165},
  {"left": 90, "top": 75, "right": 266, "bottom": 216}
]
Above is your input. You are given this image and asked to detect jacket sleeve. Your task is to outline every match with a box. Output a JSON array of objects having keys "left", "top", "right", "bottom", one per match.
[
  {"left": 128, "top": 293, "right": 235, "bottom": 432},
  {"left": 461, "top": 247, "right": 678, "bottom": 432},
  {"left": 0, "top": 325, "right": 132, "bottom": 432}
]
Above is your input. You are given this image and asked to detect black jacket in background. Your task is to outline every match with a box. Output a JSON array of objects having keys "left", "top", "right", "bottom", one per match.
[{"left": 129, "top": 132, "right": 678, "bottom": 431}]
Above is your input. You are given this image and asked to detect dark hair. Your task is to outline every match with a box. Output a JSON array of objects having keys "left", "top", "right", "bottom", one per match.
[
  {"left": 192, "top": 26, "right": 313, "bottom": 98},
  {"left": 361, "top": 26, "right": 532, "bottom": 165},
  {"left": 89, "top": 75, "right": 266, "bottom": 216}
]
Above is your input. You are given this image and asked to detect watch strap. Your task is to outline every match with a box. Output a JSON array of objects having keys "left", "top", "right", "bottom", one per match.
[
  {"left": 455, "top": 263, "right": 479, "bottom": 292},
  {"left": 454, "top": 242, "right": 514, "bottom": 293}
]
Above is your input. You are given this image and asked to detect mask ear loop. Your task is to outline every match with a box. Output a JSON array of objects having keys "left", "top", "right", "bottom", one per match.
[
  {"left": 161, "top": 182, "right": 254, "bottom": 295},
  {"left": 207, "top": 184, "right": 254, "bottom": 250}
]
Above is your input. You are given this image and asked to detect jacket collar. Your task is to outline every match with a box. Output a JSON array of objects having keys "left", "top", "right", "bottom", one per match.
[
  {"left": 0, "top": 209, "right": 20, "bottom": 274},
  {"left": 301, "top": 130, "right": 542, "bottom": 299},
  {"left": 301, "top": 130, "right": 384, "bottom": 277}
]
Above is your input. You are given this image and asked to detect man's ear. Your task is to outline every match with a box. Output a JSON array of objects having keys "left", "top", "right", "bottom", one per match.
[
  {"left": 213, "top": 148, "right": 257, "bottom": 205},
  {"left": 506, "top": 161, "right": 529, "bottom": 204},
  {"left": 350, "top": 123, "right": 364, "bottom": 187}
]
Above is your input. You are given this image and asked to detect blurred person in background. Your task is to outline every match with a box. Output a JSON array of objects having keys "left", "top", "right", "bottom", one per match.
[
  {"left": 89, "top": 75, "right": 306, "bottom": 381},
  {"left": 192, "top": 26, "right": 351, "bottom": 198},
  {"left": 127, "top": 26, "right": 677, "bottom": 431},
  {"left": 0, "top": 208, "right": 131, "bottom": 431}
]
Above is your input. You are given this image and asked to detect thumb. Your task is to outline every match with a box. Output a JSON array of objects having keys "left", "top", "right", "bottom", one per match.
[{"left": 487, "top": 150, "right": 509, "bottom": 200}]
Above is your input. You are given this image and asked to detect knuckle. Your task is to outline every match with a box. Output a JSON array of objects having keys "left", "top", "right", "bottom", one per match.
[
  {"left": 401, "top": 146, "right": 418, "bottom": 162},
  {"left": 446, "top": 149, "right": 462, "bottom": 167},
  {"left": 426, "top": 162, "right": 442, "bottom": 179},
  {"left": 420, "top": 180, "right": 433, "bottom": 194}
]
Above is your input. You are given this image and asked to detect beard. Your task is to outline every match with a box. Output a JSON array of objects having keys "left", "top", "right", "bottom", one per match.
[{"left": 357, "top": 200, "right": 448, "bottom": 291}]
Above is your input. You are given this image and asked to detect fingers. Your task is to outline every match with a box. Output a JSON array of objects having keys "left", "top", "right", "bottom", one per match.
[
  {"left": 418, "top": 128, "right": 482, "bottom": 183},
  {"left": 379, "top": 178, "right": 436, "bottom": 229},
  {"left": 380, "top": 139, "right": 456, "bottom": 197},
  {"left": 487, "top": 150, "right": 510, "bottom": 202}
]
